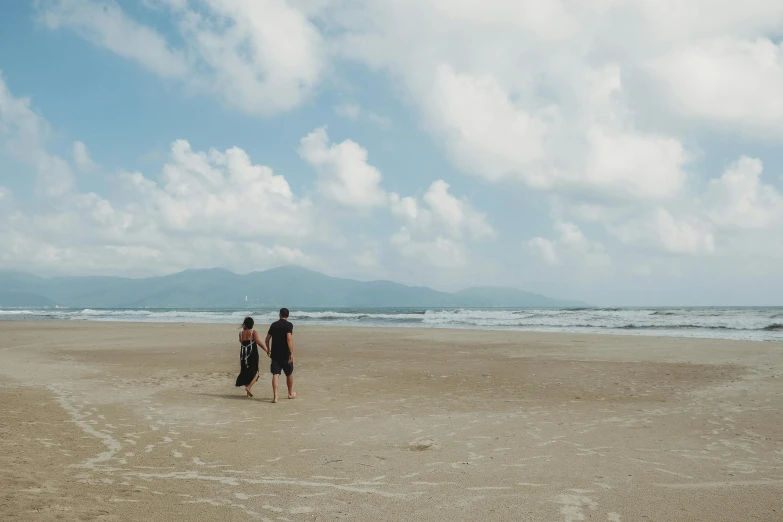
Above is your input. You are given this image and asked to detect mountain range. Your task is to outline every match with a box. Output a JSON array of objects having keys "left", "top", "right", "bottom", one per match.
[{"left": 0, "top": 266, "right": 587, "bottom": 308}]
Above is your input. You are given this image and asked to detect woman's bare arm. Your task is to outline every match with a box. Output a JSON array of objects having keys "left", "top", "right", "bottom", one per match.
[{"left": 254, "top": 330, "right": 269, "bottom": 356}]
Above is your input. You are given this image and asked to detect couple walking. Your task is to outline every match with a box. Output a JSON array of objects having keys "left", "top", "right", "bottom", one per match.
[{"left": 235, "top": 308, "right": 296, "bottom": 403}]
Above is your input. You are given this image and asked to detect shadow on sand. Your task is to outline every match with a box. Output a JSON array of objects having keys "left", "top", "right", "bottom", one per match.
[{"left": 198, "top": 393, "right": 274, "bottom": 402}]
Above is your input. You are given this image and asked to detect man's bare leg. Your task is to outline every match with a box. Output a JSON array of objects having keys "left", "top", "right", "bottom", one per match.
[
  {"left": 286, "top": 374, "right": 297, "bottom": 399},
  {"left": 271, "top": 374, "right": 279, "bottom": 403}
]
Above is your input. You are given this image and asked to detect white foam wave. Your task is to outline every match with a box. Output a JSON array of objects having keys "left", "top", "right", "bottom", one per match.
[{"left": 2, "top": 307, "right": 782, "bottom": 341}]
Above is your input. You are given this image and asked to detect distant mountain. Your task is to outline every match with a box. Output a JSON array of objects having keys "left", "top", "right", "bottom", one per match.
[
  {"left": 453, "top": 287, "right": 585, "bottom": 308},
  {"left": 0, "top": 266, "right": 588, "bottom": 308},
  {"left": 0, "top": 291, "right": 58, "bottom": 307}
]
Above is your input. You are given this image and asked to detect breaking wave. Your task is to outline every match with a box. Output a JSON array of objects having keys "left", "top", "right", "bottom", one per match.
[{"left": 1, "top": 306, "right": 782, "bottom": 341}]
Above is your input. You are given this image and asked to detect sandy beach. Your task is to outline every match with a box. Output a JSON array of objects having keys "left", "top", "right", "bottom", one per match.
[{"left": 1, "top": 321, "right": 781, "bottom": 521}]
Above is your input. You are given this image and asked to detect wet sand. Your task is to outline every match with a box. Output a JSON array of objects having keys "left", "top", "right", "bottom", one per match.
[{"left": 1, "top": 321, "right": 781, "bottom": 521}]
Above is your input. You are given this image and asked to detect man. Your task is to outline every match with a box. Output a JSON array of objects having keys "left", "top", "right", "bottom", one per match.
[{"left": 265, "top": 308, "right": 297, "bottom": 403}]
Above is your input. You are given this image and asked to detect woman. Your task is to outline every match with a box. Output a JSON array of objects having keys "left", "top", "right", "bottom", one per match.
[{"left": 235, "top": 316, "right": 263, "bottom": 397}]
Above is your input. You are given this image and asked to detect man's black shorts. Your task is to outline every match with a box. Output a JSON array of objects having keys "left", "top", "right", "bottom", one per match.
[{"left": 270, "top": 360, "right": 294, "bottom": 376}]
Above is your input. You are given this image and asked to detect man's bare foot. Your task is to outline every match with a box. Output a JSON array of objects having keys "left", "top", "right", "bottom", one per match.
[
  {"left": 288, "top": 392, "right": 297, "bottom": 399},
  {"left": 271, "top": 397, "right": 278, "bottom": 403}
]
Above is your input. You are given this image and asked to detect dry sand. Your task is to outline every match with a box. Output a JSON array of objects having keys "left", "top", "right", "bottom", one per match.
[{"left": 1, "top": 321, "right": 781, "bottom": 521}]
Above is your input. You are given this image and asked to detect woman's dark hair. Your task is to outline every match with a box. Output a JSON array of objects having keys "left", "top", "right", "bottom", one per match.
[{"left": 242, "top": 316, "right": 254, "bottom": 329}]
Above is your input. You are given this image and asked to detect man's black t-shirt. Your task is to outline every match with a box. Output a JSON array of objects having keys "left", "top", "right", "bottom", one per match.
[{"left": 268, "top": 319, "right": 293, "bottom": 363}]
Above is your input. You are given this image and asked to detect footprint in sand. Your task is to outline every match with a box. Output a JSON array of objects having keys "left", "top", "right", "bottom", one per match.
[
  {"left": 408, "top": 439, "right": 439, "bottom": 451},
  {"left": 555, "top": 491, "right": 598, "bottom": 522}
]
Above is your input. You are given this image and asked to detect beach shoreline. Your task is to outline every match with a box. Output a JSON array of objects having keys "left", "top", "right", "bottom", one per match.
[
  {"left": 4, "top": 305, "right": 782, "bottom": 342},
  {"left": 1, "top": 321, "right": 781, "bottom": 520}
]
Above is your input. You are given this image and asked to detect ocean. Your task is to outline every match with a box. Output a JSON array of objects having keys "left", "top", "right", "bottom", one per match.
[{"left": 2, "top": 307, "right": 782, "bottom": 342}]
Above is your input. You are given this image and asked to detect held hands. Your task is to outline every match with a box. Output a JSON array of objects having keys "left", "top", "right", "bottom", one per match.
[{"left": 260, "top": 346, "right": 290, "bottom": 363}]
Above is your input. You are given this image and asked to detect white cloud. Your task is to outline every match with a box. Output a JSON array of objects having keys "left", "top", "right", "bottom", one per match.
[
  {"left": 573, "top": 155, "right": 783, "bottom": 257},
  {"left": 298, "top": 127, "right": 388, "bottom": 210},
  {"left": 527, "top": 237, "right": 559, "bottom": 265},
  {"left": 527, "top": 221, "right": 611, "bottom": 268},
  {"left": 38, "top": 0, "right": 325, "bottom": 115},
  {"left": 610, "top": 209, "right": 715, "bottom": 256},
  {"left": 72, "top": 140, "right": 97, "bottom": 172},
  {"left": 366, "top": 112, "right": 392, "bottom": 130},
  {"left": 38, "top": 0, "right": 189, "bottom": 79},
  {"left": 390, "top": 229, "right": 469, "bottom": 268},
  {"left": 319, "top": 1, "right": 783, "bottom": 205},
  {"left": 424, "top": 64, "right": 551, "bottom": 185},
  {"left": 352, "top": 240, "right": 381, "bottom": 268},
  {"left": 389, "top": 181, "right": 495, "bottom": 241},
  {"left": 424, "top": 180, "right": 495, "bottom": 240},
  {"left": 3, "top": 105, "right": 496, "bottom": 275},
  {"left": 0, "top": 72, "right": 74, "bottom": 197},
  {"left": 0, "top": 220, "right": 314, "bottom": 276},
  {"left": 0, "top": 74, "right": 317, "bottom": 275},
  {"left": 173, "top": 0, "right": 325, "bottom": 114},
  {"left": 128, "top": 139, "right": 313, "bottom": 238},
  {"left": 387, "top": 180, "right": 495, "bottom": 268},
  {"left": 301, "top": 0, "right": 782, "bottom": 266},
  {"left": 630, "top": 0, "right": 783, "bottom": 39},
  {"left": 333, "top": 103, "right": 361, "bottom": 120},
  {"left": 296, "top": 126, "right": 495, "bottom": 267},
  {"left": 548, "top": 154, "right": 783, "bottom": 262},
  {"left": 704, "top": 156, "right": 783, "bottom": 230},
  {"left": 0, "top": 134, "right": 318, "bottom": 275},
  {"left": 334, "top": 102, "right": 392, "bottom": 129},
  {"left": 295, "top": 123, "right": 497, "bottom": 267},
  {"left": 387, "top": 61, "right": 691, "bottom": 201},
  {"left": 584, "top": 126, "right": 687, "bottom": 200},
  {"left": 650, "top": 38, "right": 783, "bottom": 137},
  {"left": 15, "top": 0, "right": 783, "bottom": 293},
  {"left": 388, "top": 193, "right": 418, "bottom": 222}
]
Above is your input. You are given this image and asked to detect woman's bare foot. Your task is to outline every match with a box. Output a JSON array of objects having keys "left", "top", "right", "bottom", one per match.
[
  {"left": 246, "top": 387, "right": 253, "bottom": 398},
  {"left": 271, "top": 397, "right": 278, "bottom": 403},
  {"left": 288, "top": 392, "right": 297, "bottom": 399}
]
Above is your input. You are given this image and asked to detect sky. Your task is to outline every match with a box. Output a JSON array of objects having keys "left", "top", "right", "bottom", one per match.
[{"left": 1, "top": 0, "right": 782, "bottom": 306}]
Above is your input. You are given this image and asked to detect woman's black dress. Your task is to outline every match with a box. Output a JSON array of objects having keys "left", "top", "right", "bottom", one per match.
[{"left": 235, "top": 331, "right": 260, "bottom": 387}]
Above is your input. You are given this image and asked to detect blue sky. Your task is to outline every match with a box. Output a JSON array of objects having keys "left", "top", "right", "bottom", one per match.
[{"left": 1, "top": 1, "right": 782, "bottom": 305}]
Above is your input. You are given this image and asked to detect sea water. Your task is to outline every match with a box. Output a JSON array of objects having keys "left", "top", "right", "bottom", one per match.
[{"left": 2, "top": 307, "right": 782, "bottom": 342}]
